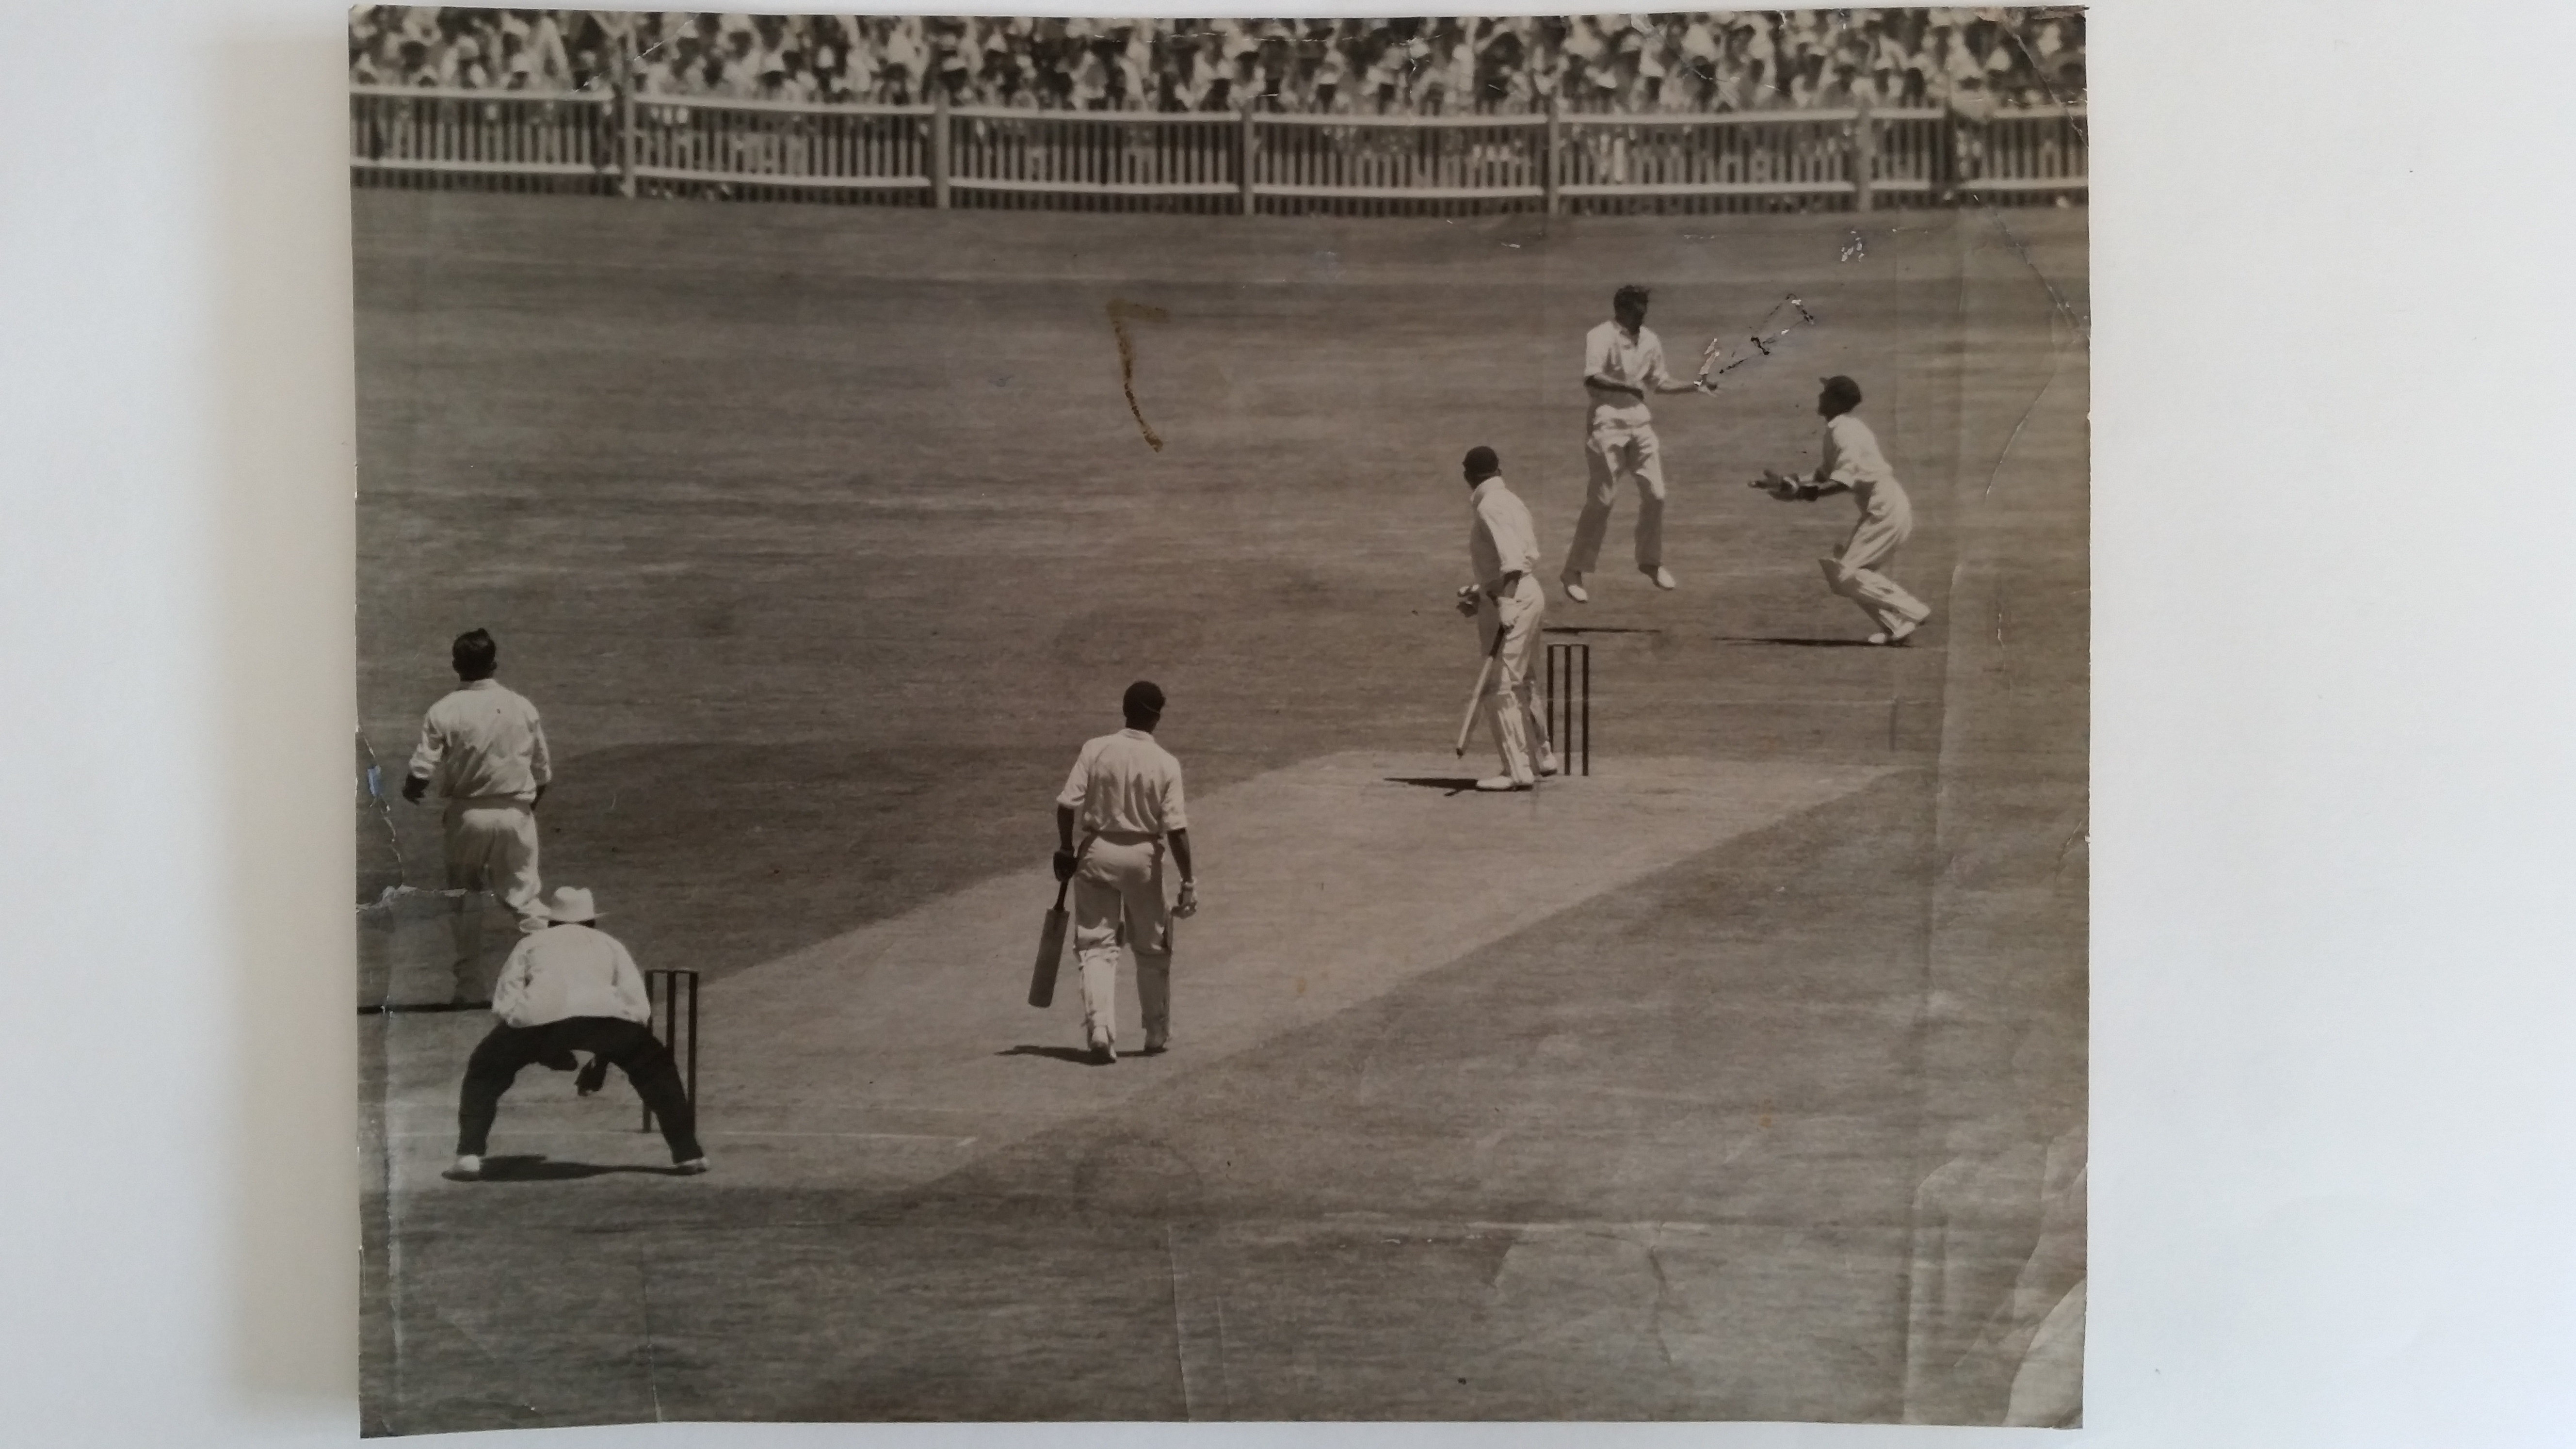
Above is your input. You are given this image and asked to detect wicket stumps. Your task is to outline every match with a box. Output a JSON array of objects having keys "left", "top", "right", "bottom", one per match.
[
  {"left": 1545, "top": 640, "right": 1592, "bottom": 776},
  {"left": 643, "top": 967, "right": 700, "bottom": 1133}
]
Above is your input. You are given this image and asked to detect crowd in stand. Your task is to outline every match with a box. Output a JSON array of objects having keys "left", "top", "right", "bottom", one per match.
[{"left": 348, "top": 9, "right": 2085, "bottom": 115}]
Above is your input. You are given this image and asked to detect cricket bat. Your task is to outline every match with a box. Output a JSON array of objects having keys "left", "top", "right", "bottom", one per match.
[
  {"left": 1453, "top": 620, "right": 1512, "bottom": 756},
  {"left": 1028, "top": 878, "right": 1070, "bottom": 1008}
]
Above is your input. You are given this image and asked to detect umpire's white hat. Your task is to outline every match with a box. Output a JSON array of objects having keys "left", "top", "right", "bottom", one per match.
[{"left": 545, "top": 886, "right": 602, "bottom": 924}]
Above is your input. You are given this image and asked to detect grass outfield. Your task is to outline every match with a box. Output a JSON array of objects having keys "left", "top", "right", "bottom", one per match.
[{"left": 355, "top": 193, "right": 2087, "bottom": 1431}]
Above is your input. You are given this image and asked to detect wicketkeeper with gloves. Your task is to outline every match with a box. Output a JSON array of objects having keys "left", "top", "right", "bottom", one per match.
[{"left": 1755, "top": 374, "right": 1934, "bottom": 646}]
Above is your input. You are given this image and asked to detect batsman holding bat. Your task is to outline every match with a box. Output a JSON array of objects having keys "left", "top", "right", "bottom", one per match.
[
  {"left": 1053, "top": 681, "right": 1196, "bottom": 1064},
  {"left": 1455, "top": 446, "right": 1555, "bottom": 791},
  {"left": 1754, "top": 375, "right": 1933, "bottom": 645}
]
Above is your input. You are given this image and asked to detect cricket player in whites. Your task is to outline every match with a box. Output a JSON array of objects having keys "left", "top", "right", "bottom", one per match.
[
  {"left": 1758, "top": 375, "right": 1933, "bottom": 644},
  {"left": 403, "top": 628, "right": 552, "bottom": 1004},
  {"left": 1456, "top": 446, "right": 1556, "bottom": 790},
  {"left": 1561, "top": 284, "right": 1714, "bottom": 602},
  {"left": 1054, "top": 681, "right": 1197, "bottom": 1064}
]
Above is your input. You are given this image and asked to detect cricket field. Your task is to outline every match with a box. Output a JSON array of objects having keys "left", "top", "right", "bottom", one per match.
[{"left": 355, "top": 190, "right": 2088, "bottom": 1432}]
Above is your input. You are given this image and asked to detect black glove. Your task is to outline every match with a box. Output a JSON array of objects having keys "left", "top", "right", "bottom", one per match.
[
  {"left": 401, "top": 774, "right": 427, "bottom": 804},
  {"left": 1053, "top": 848, "right": 1079, "bottom": 883}
]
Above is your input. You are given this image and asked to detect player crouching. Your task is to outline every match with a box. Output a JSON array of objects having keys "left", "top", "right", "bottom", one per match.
[
  {"left": 446, "top": 886, "right": 708, "bottom": 1181},
  {"left": 1755, "top": 375, "right": 1933, "bottom": 645}
]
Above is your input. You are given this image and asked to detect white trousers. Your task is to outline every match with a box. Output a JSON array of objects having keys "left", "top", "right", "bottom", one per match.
[
  {"left": 1566, "top": 420, "right": 1667, "bottom": 574},
  {"left": 443, "top": 802, "right": 543, "bottom": 976},
  {"left": 1072, "top": 836, "right": 1173, "bottom": 1049},
  {"left": 1477, "top": 576, "right": 1550, "bottom": 783},
  {"left": 1820, "top": 499, "right": 1930, "bottom": 634}
]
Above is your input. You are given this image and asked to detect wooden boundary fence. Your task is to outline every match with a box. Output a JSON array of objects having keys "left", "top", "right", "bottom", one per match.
[{"left": 352, "top": 86, "right": 2086, "bottom": 213}]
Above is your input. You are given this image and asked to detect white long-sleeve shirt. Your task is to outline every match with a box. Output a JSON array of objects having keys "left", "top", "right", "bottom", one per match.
[
  {"left": 1057, "top": 729, "right": 1188, "bottom": 838},
  {"left": 1583, "top": 319, "right": 1675, "bottom": 427},
  {"left": 1467, "top": 475, "right": 1541, "bottom": 588},
  {"left": 491, "top": 924, "right": 652, "bottom": 1028},
  {"left": 1815, "top": 412, "right": 1910, "bottom": 521},
  {"left": 408, "top": 678, "right": 552, "bottom": 804}
]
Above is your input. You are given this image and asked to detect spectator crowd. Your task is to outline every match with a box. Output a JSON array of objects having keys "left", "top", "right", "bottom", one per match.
[{"left": 349, "top": 9, "right": 2084, "bottom": 116}]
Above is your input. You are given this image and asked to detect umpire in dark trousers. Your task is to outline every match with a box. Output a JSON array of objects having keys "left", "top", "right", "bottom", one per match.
[{"left": 447, "top": 886, "right": 708, "bottom": 1180}]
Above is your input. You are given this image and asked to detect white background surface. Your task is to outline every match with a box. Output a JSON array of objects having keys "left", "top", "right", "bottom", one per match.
[{"left": 4, "top": 0, "right": 2572, "bottom": 1444}]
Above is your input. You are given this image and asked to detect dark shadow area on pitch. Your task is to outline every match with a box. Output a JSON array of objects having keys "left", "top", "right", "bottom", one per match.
[
  {"left": 464, "top": 1155, "right": 693, "bottom": 1182},
  {"left": 781, "top": 772, "right": 1995, "bottom": 1422},
  {"left": 1381, "top": 775, "right": 1481, "bottom": 795},
  {"left": 998, "top": 1045, "right": 1118, "bottom": 1067},
  {"left": 360, "top": 999, "right": 490, "bottom": 1016},
  {"left": 1543, "top": 625, "right": 1660, "bottom": 636},
  {"left": 1712, "top": 635, "right": 1885, "bottom": 648}
]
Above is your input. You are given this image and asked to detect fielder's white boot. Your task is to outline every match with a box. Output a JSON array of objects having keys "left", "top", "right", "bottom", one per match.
[
  {"left": 1645, "top": 565, "right": 1678, "bottom": 590},
  {"left": 1560, "top": 571, "right": 1589, "bottom": 603},
  {"left": 1536, "top": 746, "right": 1561, "bottom": 777},
  {"left": 445, "top": 1155, "right": 483, "bottom": 1181}
]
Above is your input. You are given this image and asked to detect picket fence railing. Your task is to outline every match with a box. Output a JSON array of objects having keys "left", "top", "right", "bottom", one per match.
[{"left": 351, "top": 85, "right": 2086, "bottom": 213}]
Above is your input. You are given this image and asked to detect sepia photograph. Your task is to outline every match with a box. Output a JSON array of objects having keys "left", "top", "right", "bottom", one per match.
[{"left": 351, "top": 7, "right": 2089, "bottom": 1433}]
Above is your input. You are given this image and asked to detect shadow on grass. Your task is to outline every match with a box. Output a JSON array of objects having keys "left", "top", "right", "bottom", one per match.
[
  {"left": 359, "top": 1000, "right": 489, "bottom": 1016},
  {"left": 1543, "top": 625, "right": 1660, "bottom": 636},
  {"left": 464, "top": 1155, "right": 694, "bottom": 1182},
  {"left": 1381, "top": 775, "right": 1483, "bottom": 795},
  {"left": 1711, "top": 635, "right": 1880, "bottom": 648},
  {"left": 998, "top": 1045, "right": 1111, "bottom": 1066}
]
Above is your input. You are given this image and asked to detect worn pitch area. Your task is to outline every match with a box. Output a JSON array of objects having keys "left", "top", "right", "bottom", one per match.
[{"left": 355, "top": 194, "right": 2087, "bottom": 1432}]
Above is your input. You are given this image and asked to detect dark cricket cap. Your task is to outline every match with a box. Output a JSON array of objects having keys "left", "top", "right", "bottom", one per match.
[
  {"left": 1462, "top": 446, "right": 1501, "bottom": 480},
  {"left": 1820, "top": 374, "right": 1863, "bottom": 408},
  {"left": 1123, "top": 680, "right": 1166, "bottom": 717},
  {"left": 451, "top": 628, "right": 498, "bottom": 670}
]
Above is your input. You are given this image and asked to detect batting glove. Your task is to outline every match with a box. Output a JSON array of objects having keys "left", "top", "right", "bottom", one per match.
[
  {"left": 1175, "top": 880, "right": 1199, "bottom": 918},
  {"left": 1052, "top": 849, "right": 1079, "bottom": 883}
]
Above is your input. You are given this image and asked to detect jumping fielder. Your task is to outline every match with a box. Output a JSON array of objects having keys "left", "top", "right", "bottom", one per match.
[
  {"left": 1758, "top": 375, "right": 1933, "bottom": 645},
  {"left": 1053, "top": 681, "right": 1197, "bottom": 1064},
  {"left": 1454, "top": 446, "right": 1555, "bottom": 790},
  {"left": 403, "top": 628, "right": 552, "bottom": 1004},
  {"left": 1561, "top": 284, "right": 1713, "bottom": 603}
]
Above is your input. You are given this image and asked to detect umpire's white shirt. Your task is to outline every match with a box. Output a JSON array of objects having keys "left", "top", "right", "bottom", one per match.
[
  {"left": 1058, "top": 729, "right": 1188, "bottom": 840},
  {"left": 492, "top": 924, "right": 652, "bottom": 1029},
  {"left": 410, "top": 678, "right": 553, "bottom": 804},
  {"left": 1468, "top": 475, "right": 1542, "bottom": 587}
]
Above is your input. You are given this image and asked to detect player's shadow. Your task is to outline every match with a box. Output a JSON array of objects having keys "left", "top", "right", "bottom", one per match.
[
  {"left": 1543, "top": 625, "right": 1659, "bottom": 636},
  {"left": 1712, "top": 635, "right": 1879, "bottom": 648},
  {"left": 998, "top": 1045, "right": 1113, "bottom": 1066},
  {"left": 1382, "top": 775, "right": 1481, "bottom": 795},
  {"left": 360, "top": 1000, "right": 492, "bottom": 1015},
  {"left": 467, "top": 1155, "right": 691, "bottom": 1181}
]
